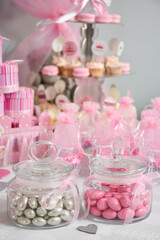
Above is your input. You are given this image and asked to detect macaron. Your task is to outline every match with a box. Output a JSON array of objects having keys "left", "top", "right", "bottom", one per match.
[
  {"left": 95, "top": 14, "right": 112, "bottom": 23},
  {"left": 111, "top": 14, "right": 121, "bottom": 23},
  {"left": 42, "top": 65, "right": 58, "bottom": 76},
  {"left": 73, "top": 67, "right": 89, "bottom": 78},
  {"left": 75, "top": 13, "right": 95, "bottom": 23},
  {"left": 122, "top": 62, "right": 131, "bottom": 74}
]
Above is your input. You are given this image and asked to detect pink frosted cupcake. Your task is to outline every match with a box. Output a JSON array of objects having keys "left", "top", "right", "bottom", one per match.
[
  {"left": 41, "top": 65, "right": 59, "bottom": 84},
  {"left": 73, "top": 67, "right": 89, "bottom": 78},
  {"left": 0, "top": 61, "right": 20, "bottom": 93},
  {"left": 0, "top": 94, "right": 4, "bottom": 116},
  {"left": 4, "top": 87, "right": 34, "bottom": 118},
  {"left": 85, "top": 61, "right": 104, "bottom": 78},
  {"left": 62, "top": 59, "right": 81, "bottom": 77}
]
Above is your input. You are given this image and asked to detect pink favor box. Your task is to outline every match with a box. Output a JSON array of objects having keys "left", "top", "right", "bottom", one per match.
[
  {"left": 0, "top": 94, "right": 4, "bottom": 116},
  {"left": 0, "top": 61, "right": 20, "bottom": 93},
  {"left": 4, "top": 87, "right": 34, "bottom": 118}
]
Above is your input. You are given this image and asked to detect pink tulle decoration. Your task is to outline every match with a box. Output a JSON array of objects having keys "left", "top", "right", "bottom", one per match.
[
  {"left": 83, "top": 101, "right": 100, "bottom": 114},
  {"left": 57, "top": 112, "right": 73, "bottom": 124},
  {"left": 141, "top": 109, "right": 158, "bottom": 120},
  {"left": 151, "top": 97, "right": 160, "bottom": 109},
  {"left": 119, "top": 96, "right": 134, "bottom": 107},
  {"left": 13, "top": 0, "right": 85, "bottom": 21},
  {"left": 141, "top": 117, "right": 159, "bottom": 129},
  {"left": 104, "top": 106, "right": 115, "bottom": 118},
  {"left": 62, "top": 103, "right": 79, "bottom": 114}
]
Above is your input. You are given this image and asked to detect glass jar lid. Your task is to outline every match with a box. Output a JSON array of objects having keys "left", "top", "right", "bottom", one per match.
[
  {"left": 13, "top": 141, "right": 74, "bottom": 182},
  {"left": 89, "top": 156, "right": 148, "bottom": 177}
]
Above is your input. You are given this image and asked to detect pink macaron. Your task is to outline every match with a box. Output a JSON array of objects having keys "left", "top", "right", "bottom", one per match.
[
  {"left": 122, "top": 63, "right": 131, "bottom": 74},
  {"left": 73, "top": 67, "right": 89, "bottom": 78},
  {"left": 75, "top": 13, "right": 95, "bottom": 23},
  {"left": 111, "top": 14, "right": 121, "bottom": 23},
  {"left": 95, "top": 14, "right": 112, "bottom": 23},
  {"left": 42, "top": 65, "right": 58, "bottom": 76}
]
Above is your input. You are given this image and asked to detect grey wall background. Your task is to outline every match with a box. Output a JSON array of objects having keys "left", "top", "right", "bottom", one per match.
[{"left": 0, "top": 0, "right": 160, "bottom": 115}]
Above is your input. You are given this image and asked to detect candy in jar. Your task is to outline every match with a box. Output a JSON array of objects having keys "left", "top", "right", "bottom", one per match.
[
  {"left": 83, "top": 153, "right": 152, "bottom": 224},
  {"left": 7, "top": 141, "right": 79, "bottom": 229}
]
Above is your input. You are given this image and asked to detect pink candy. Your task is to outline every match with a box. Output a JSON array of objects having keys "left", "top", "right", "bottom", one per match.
[
  {"left": 90, "top": 190, "right": 105, "bottom": 200},
  {"left": 107, "top": 197, "right": 121, "bottom": 211},
  {"left": 120, "top": 196, "right": 131, "bottom": 208},
  {"left": 102, "top": 209, "right": 117, "bottom": 219},
  {"left": 118, "top": 208, "right": 135, "bottom": 220},
  {"left": 97, "top": 198, "right": 108, "bottom": 211},
  {"left": 86, "top": 183, "right": 150, "bottom": 222},
  {"left": 90, "top": 207, "right": 101, "bottom": 217}
]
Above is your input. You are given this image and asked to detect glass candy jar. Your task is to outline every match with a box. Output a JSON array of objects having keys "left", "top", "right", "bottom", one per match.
[
  {"left": 7, "top": 141, "right": 79, "bottom": 229},
  {"left": 83, "top": 153, "right": 152, "bottom": 224}
]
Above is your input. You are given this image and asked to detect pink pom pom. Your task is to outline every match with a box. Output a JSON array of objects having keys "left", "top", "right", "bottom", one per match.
[
  {"left": 119, "top": 96, "right": 134, "bottom": 107},
  {"left": 83, "top": 101, "right": 100, "bottom": 114}
]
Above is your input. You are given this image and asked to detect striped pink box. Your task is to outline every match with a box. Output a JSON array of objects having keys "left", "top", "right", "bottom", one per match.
[
  {"left": 0, "top": 60, "right": 21, "bottom": 93},
  {"left": 4, "top": 87, "right": 34, "bottom": 118},
  {"left": 0, "top": 94, "right": 4, "bottom": 116}
]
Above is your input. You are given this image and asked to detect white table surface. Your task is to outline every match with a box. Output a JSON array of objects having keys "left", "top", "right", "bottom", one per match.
[{"left": 1, "top": 167, "right": 160, "bottom": 240}]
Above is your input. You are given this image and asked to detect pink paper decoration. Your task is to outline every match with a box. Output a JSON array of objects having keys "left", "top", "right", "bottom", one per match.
[
  {"left": 0, "top": 94, "right": 4, "bottom": 116},
  {"left": 19, "top": 115, "right": 32, "bottom": 128},
  {"left": 4, "top": 87, "right": 34, "bottom": 118},
  {"left": 0, "top": 61, "right": 21, "bottom": 94}
]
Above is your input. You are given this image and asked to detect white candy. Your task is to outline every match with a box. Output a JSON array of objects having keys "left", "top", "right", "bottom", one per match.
[
  {"left": 57, "top": 199, "right": 63, "bottom": 208},
  {"left": 28, "top": 198, "right": 38, "bottom": 209},
  {"left": 10, "top": 211, "right": 18, "bottom": 220},
  {"left": 36, "top": 207, "right": 47, "bottom": 217},
  {"left": 17, "top": 196, "right": 28, "bottom": 211},
  {"left": 47, "top": 217, "right": 61, "bottom": 226},
  {"left": 14, "top": 208, "right": 23, "bottom": 216},
  {"left": 64, "top": 199, "right": 74, "bottom": 211},
  {"left": 24, "top": 209, "right": 36, "bottom": 219},
  {"left": 61, "top": 210, "right": 72, "bottom": 222},
  {"left": 18, "top": 217, "right": 31, "bottom": 226},
  {"left": 32, "top": 217, "right": 46, "bottom": 227},
  {"left": 48, "top": 207, "right": 63, "bottom": 217}
]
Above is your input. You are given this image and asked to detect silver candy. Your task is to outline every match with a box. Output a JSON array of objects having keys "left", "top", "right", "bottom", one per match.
[
  {"left": 17, "top": 196, "right": 28, "bottom": 211},
  {"left": 11, "top": 194, "right": 21, "bottom": 206},
  {"left": 70, "top": 209, "right": 75, "bottom": 216},
  {"left": 57, "top": 199, "right": 63, "bottom": 208},
  {"left": 47, "top": 217, "right": 61, "bottom": 226},
  {"left": 48, "top": 207, "right": 63, "bottom": 217},
  {"left": 28, "top": 198, "right": 38, "bottom": 209},
  {"left": 18, "top": 217, "right": 31, "bottom": 226},
  {"left": 10, "top": 211, "right": 18, "bottom": 220},
  {"left": 61, "top": 210, "right": 72, "bottom": 222},
  {"left": 32, "top": 217, "right": 46, "bottom": 227},
  {"left": 14, "top": 208, "right": 23, "bottom": 216},
  {"left": 45, "top": 197, "right": 59, "bottom": 209},
  {"left": 64, "top": 199, "right": 74, "bottom": 211},
  {"left": 36, "top": 207, "right": 47, "bottom": 217},
  {"left": 24, "top": 209, "right": 36, "bottom": 219}
]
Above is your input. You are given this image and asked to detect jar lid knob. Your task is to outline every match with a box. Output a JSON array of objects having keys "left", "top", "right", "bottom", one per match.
[
  {"left": 29, "top": 141, "right": 57, "bottom": 165},
  {"left": 111, "top": 137, "right": 124, "bottom": 162}
]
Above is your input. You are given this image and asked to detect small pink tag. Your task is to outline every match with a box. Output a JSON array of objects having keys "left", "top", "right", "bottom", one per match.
[{"left": 0, "top": 169, "right": 10, "bottom": 179}]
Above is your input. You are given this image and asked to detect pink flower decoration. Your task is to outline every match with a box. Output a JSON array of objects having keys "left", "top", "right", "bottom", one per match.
[
  {"left": 151, "top": 97, "right": 160, "bottom": 109},
  {"left": 57, "top": 112, "right": 73, "bottom": 124},
  {"left": 62, "top": 103, "right": 79, "bottom": 114},
  {"left": 119, "top": 96, "right": 134, "bottom": 107},
  {"left": 83, "top": 101, "right": 100, "bottom": 114}
]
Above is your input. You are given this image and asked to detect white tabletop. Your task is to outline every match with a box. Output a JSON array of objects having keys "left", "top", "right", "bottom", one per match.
[{"left": 0, "top": 168, "right": 160, "bottom": 240}]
